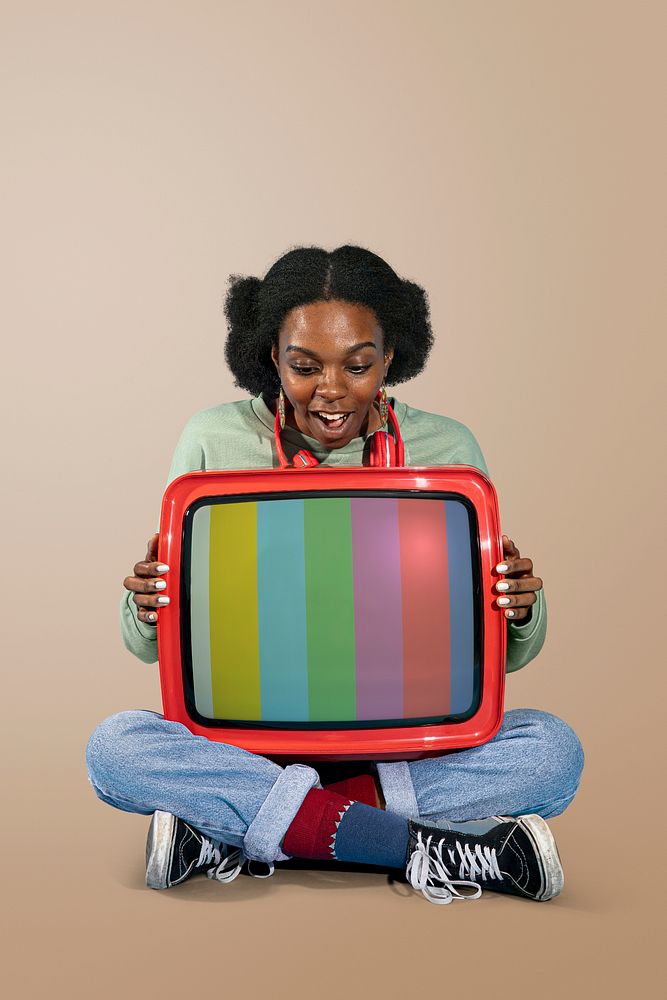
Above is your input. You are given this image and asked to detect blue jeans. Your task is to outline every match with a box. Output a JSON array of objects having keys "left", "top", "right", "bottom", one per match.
[{"left": 85, "top": 708, "right": 584, "bottom": 865}]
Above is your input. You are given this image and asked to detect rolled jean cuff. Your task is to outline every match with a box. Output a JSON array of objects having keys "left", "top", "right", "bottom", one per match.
[
  {"left": 242, "top": 762, "right": 321, "bottom": 864},
  {"left": 375, "top": 761, "right": 419, "bottom": 819}
]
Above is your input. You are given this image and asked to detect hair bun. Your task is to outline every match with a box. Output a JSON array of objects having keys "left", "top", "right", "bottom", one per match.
[
  {"left": 402, "top": 279, "right": 430, "bottom": 336},
  {"left": 224, "top": 274, "right": 261, "bottom": 330}
]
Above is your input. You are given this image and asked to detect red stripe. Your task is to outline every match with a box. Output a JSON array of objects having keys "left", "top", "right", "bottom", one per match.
[{"left": 398, "top": 499, "right": 451, "bottom": 718}]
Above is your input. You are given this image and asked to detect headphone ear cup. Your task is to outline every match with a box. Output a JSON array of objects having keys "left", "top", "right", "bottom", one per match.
[
  {"left": 367, "top": 420, "right": 404, "bottom": 466},
  {"left": 368, "top": 430, "right": 393, "bottom": 466}
]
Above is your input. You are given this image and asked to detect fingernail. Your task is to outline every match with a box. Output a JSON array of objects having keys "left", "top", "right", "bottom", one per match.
[
  {"left": 496, "top": 563, "right": 509, "bottom": 573},
  {"left": 497, "top": 597, "right": 511, "bottom": 605},
  {"left": 157, "top": 596, "right": 170, "bottom": 604},
  {"left": 147, "top": 612, "right": 157, "bottom": 621},
  {"left": 156, "top": 564, "right": 170, "bottom": 573},
  {"left": 154, "top": 581, "right": 167, "bottom": 590},
  {"left": 496, "top": 581, "right": 510, "bottom": 591},
  {"left": 505, "top": 609, "right": 515, "bottom": 617}
]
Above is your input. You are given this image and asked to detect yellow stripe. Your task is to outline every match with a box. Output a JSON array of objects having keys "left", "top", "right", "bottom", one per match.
[{"left": 209, "top": 502, "right": 261, "bottom": 719}]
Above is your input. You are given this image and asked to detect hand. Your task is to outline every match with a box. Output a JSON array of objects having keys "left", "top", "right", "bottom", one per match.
[
  {"left": 122, "top": 533, "right": 170, "bottom": 626},
  {"left": 493, "top": 534, "right": 543, "bottom": 622}
]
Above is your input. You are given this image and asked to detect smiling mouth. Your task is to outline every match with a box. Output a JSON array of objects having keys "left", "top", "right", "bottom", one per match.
[{"left": 311, "top": 411, "right": 352, "bottom": 432}]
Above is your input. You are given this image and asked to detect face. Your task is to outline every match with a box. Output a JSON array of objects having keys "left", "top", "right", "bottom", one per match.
[{"left": 270, "top": 300, "right": 394, "bottom": 448}]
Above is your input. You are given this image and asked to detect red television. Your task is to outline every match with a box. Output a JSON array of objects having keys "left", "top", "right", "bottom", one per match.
[{"left": 156, "top": 466, "right": 506, "bottom": 761}]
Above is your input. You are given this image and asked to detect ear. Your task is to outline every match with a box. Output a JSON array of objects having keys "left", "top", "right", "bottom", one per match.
[
  {"left": 270, "top": 342, "right": 280, "bottom": 369},
  {"left": 383, "top": 346, "right": 395, "bottom": 375}
]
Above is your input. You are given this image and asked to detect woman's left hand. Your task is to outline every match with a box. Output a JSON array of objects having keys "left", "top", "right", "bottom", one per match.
[{"left": 494, "top": 535, "right": 543, "bottom": 622}]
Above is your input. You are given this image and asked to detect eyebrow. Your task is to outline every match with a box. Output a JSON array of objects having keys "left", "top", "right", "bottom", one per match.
[{"left": 285, "top": 341, "right": 378, "bottom": 358}]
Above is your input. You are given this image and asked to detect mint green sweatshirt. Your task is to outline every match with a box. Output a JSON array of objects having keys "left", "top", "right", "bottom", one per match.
[{"left": 120, "top": 393, "right": 547, "bottom": 673}]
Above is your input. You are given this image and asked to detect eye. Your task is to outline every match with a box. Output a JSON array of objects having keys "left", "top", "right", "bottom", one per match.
[{"left": 288, "top": 363, "right": 372, "bottom": 376}]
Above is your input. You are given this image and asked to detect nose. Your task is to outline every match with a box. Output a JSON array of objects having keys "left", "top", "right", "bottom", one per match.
[{"left": 313, "top": 368, "right": 347, "bottom": 402}]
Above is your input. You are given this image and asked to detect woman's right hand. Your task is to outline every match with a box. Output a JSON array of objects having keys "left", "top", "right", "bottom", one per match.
[{"left": 123, "top": 532, "right": 170, "bottom": 626}]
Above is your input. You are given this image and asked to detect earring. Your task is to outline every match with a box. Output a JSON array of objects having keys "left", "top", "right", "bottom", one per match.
[
  {"left": 278, "top": 386, "right": 286, "bottom": 430},
  {"left": 379, "top": 383, "right": 388, "bottom": 426}
]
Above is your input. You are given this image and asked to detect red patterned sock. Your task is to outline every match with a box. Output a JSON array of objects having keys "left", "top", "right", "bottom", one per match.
[
  {"left": 323, "top": 773, "right": 380, "bottom": 808},
  {"left": 282, "top": 788, "right": 354, "bottom": 860}
]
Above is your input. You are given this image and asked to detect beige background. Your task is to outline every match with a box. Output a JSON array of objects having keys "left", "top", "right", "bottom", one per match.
[{"left": 2, "top": 1, "right": 664, "bottom": 997}]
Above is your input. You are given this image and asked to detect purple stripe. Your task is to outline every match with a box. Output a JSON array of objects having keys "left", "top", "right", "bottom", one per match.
[{"left": 351, "top": 498, "right": 404, "bottom": 719}]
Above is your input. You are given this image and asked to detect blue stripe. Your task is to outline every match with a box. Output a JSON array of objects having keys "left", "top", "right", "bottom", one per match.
[
  {"left": 445, "top": 500, "right": 475, "bottom": 714},
  {"left": 256, "top": 499, "right": 309, "bottom": 720}
]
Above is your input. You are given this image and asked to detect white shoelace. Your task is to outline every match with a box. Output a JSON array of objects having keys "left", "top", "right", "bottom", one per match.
[
  {"left": 245, "top": 859, "right": 275, "bottom": 879},
  {"left": 197, "top": 837, "right": 275, "bottom": 884},
  {"left": 406, "top": 832, "right": 503, "bottom": 905},
  {"left": 196, "top": 837, "right": 245, "bottom": 884}
]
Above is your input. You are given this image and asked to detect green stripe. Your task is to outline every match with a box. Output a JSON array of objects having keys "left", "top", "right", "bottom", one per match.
[
  {"left": 304, "top": 497, "right": 356, "bottom": 720},
  {"left": 209, "top": 502, "right": 261, "bottom": 720}
]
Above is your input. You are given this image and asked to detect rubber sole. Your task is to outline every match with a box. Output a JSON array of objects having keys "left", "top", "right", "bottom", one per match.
[
  {"left": 145, "top": 810, "right": 177, "bottom": 890},
  {"left": 516, "top": 814, "right": 565, "bottom": 900}
]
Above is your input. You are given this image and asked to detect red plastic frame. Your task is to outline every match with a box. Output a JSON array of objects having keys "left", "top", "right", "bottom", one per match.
[{"left": 156, "top": 465, "right": 507, "bottom": 761}]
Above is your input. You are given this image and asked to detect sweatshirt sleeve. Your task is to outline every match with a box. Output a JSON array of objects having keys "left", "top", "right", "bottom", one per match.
[
  {"left": 449, "top": 421, "right": 548, "bottom": 674},
  {"left": 119, "top": 415, "right": 205, "bottom": 664},
  {"left": 505, "top": 587, "right": 547, "bottom": 673}
]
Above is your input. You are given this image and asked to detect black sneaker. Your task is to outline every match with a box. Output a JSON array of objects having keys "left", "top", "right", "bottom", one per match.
[
  {"left": 145, "top": 810, "right": 246, "bottom": 890},
  {"left": 405, "top": 814, "right": 564, "bottom": 904}
]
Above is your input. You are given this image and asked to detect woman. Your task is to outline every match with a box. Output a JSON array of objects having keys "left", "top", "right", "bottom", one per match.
[{"left": 86, "top": 244, "right": 584, "bottom": 906}]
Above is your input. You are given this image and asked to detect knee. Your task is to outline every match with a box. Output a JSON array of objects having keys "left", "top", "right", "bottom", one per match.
[
  {"left": 507, "top": 708, "right": 585, "bottom": 804},
  {"left": 85, "top": 710, "right": 160, "bottom": 795}
]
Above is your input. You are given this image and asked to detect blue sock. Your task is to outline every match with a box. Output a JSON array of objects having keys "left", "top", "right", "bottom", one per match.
[{"left": 332, "top": 801, "right": 410, "bottom": 869}]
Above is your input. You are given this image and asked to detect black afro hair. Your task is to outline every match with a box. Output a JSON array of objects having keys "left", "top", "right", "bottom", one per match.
[{"left": 223, "top": 243, "right": 434, "bottom": 399}]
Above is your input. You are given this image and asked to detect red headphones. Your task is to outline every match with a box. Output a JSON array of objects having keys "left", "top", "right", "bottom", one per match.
[{"left": 273, "top": 389, "right": 405, "bottom": 468}]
